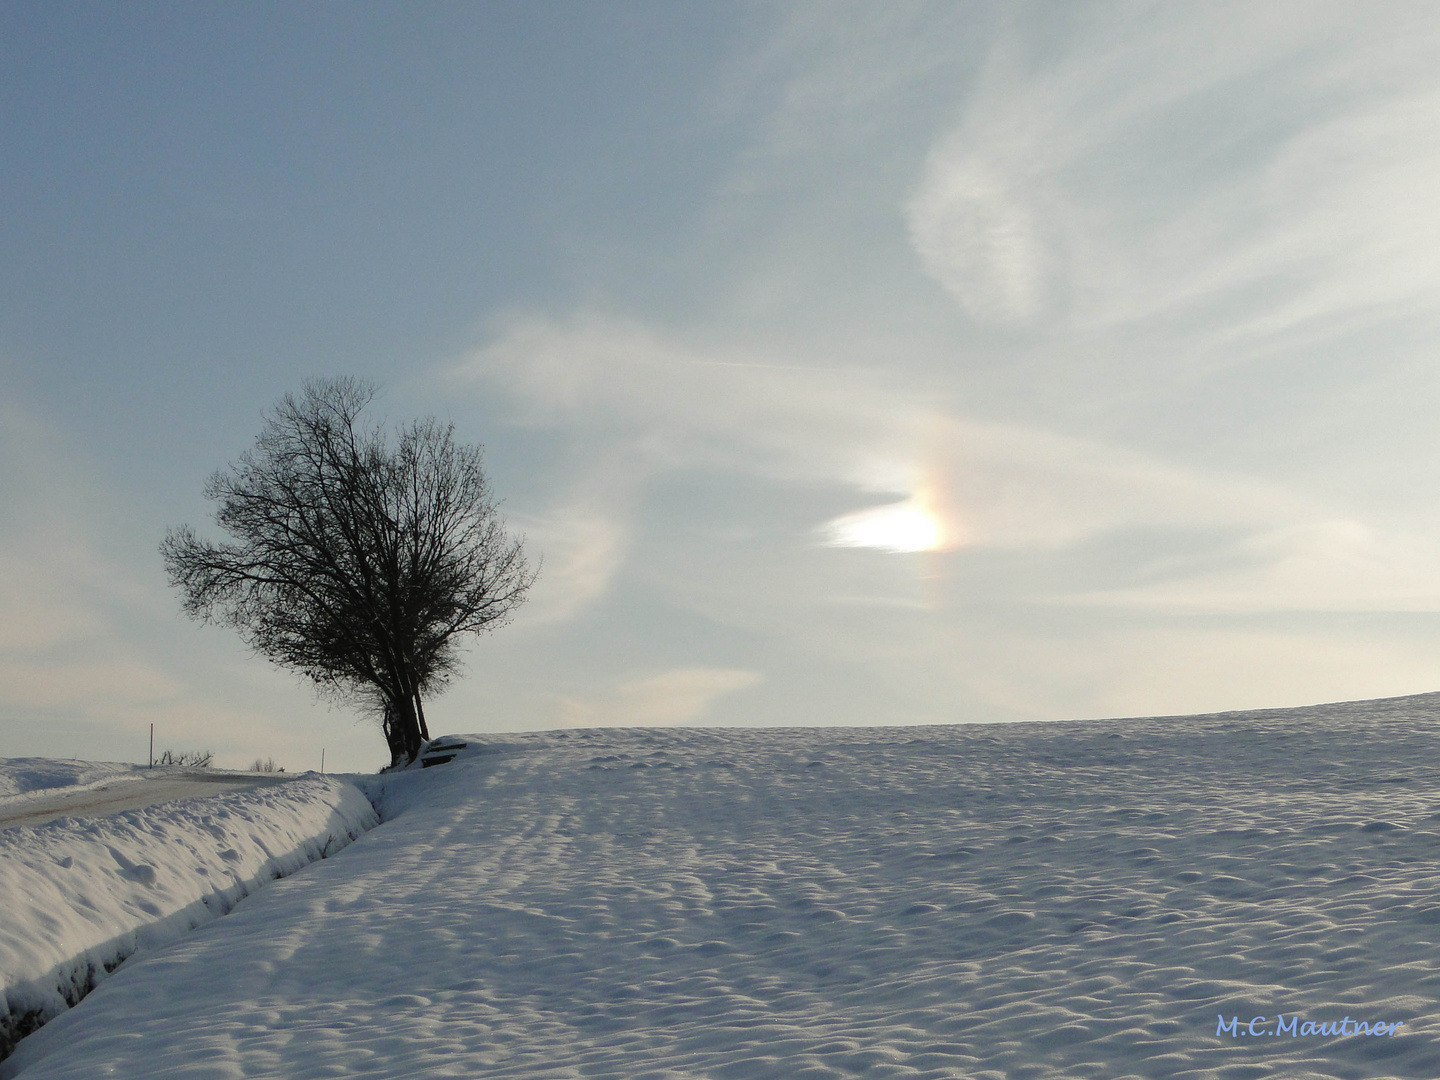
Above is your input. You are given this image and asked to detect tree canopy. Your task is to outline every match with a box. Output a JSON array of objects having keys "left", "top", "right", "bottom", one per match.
[{"left": 162, "top": 378, "right": 535, "bottom": 765}]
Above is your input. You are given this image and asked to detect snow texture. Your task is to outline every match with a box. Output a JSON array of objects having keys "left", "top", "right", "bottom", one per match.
[
  {"left": 0, "top": 773, "right": 377, "bottom": 1059},
  {"left": 7, "top": 696, "right": 1440, "bottom": 1078}
]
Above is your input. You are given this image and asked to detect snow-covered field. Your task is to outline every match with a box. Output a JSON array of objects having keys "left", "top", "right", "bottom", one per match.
[
  {"left": 7, "top": 695, "right": 1440, "bottom": 1078},
  {"left": 0, "top": 770, "right": 377, "bottom": 1060}
]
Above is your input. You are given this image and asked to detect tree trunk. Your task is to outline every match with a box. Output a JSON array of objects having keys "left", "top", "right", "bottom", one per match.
[
  {"left": 381, "top": 700, "right": 406, "bottom": 767},
  {"left": 383, "top": 695, "right": 424, "bottom": 766}
]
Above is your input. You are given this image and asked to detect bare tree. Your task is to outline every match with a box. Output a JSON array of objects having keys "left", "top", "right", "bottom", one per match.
[{"left": 161, "top": 378, "right": 535, "bottom": 766}]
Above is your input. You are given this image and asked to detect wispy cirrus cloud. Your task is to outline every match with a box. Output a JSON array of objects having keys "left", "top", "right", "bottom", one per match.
[
  {"left": 447, "top": 312, "right": 1404, "bottom": 601},
  {"left": 907, "top": 1, "right": 1440, "bottom": 350},
  {"left": 430, "top": 5, "right": 1440, "bottom": 728}
]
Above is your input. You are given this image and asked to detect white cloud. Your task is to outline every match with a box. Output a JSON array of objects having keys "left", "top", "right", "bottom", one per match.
[
  {"left": 908, "top": 148, "right": 1058, "bottom": 324},
  {"left": 919, "top": 418, "right": 1295, "bottom": 551},
  {"left": 712, "top": 2, "right": 983, "bottom": 181},
  {"left": 906, "top": 2, "right": 1440, "bottom": 347},
  {"left": 424, "top": 7, "right": 1440, "bottom": 727},
  {"left": 554, "top": 667, "right": 762, "bottom": 728},
  {"left": 452, "top": 312, "right": 922, "bottom": 492},
  {"left": 455, "top": 312, "right": 1309, "bottom": 548},
  {"left": 510, "top": 505, "right": 629, "bottom": 627},
  {"left": 446, "top": 303, "right": 1440, "bottom": 646},
  {"left": 504, "top": 457, "right": 638, "bottom": 627}
]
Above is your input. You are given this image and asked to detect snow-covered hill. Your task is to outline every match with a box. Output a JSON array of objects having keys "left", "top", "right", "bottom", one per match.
[{"left": 7, "top": 695, "right": 1440, "bottom": 1078}]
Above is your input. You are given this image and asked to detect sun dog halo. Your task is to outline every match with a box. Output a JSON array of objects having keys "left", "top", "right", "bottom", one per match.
[{"left": 822, "top": 499, "right": 945, "bottom": 553}]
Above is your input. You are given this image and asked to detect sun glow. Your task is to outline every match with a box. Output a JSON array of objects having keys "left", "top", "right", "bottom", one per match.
[{"left": 823, "top": 499, "right": 946, "bottom": 553}]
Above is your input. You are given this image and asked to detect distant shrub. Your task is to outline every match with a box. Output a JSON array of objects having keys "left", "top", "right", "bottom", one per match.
[
  {"left": 249, "top": 757, "right": 281, "bottom": 773},
  {"left": 156, "top": 749, "right": 214, "bottom": 768}
]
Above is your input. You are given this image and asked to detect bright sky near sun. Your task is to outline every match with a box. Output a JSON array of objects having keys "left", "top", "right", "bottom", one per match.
[{"left": 5, "top": 2, "right": 1440, "bottom": 771}]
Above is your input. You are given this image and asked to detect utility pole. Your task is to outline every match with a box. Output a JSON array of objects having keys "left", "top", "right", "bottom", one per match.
[{"left": 149, "top": 724, "right": 154, "bottom": 768}]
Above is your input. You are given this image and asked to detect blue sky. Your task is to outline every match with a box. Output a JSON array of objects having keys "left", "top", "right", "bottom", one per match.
[{"left": 5, "top": 1, "right": 1440, "bottom": 771}]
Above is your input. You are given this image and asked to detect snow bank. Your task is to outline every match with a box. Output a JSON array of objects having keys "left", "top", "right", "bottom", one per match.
[{"left": 0, "top": 774, "right": 377, "bottom": 1059}]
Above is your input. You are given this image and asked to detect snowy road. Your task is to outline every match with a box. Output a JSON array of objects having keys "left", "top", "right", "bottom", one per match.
[
  {"left": 8, "top": 696, "right": 1440, "bottom": 1078},
  {"left": 0, "top": 771, "right": 294, "bottom": 832}
]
